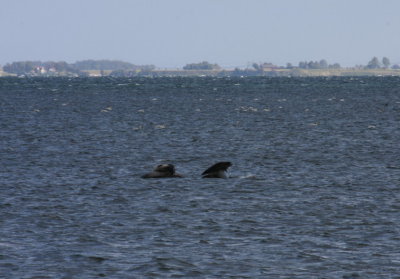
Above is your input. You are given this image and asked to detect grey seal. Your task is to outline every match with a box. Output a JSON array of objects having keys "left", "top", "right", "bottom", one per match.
[
  {"left": 141, "top": 164, "right": 183, "bottom": 178},
  {"left": 202, "top": 162, "right": 232, "bottom": 178}
]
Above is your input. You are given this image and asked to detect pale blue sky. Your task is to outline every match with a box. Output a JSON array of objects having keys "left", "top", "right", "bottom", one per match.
[{"left": 1, "top": 0, "right": 399, "bottom": 68}]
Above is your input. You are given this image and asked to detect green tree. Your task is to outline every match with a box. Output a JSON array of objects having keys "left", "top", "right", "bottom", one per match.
[
  {"left": 308, "top": 61, "right": 318, "bottom": 69},
  {"left": 382, "top": 57, "right": 390, "bottom": 68},
  {"left": 329, "top": 63, "right": 341, "bottom": 69},
  {"left": 252, "top": 63, "right": 262, "bottom": 71},
  {"left": 298, "top": 61, "right": 307, "bottom": 69},
  {"left": 319, "top": 59, "right": 328, "bottom": 69},
  {"left": 367, "top": 57, "right": 381, "bottom": 69}
]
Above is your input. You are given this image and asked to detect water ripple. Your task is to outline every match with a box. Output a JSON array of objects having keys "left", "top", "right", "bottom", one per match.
[{"left": 0, "top": 76, "right": 399, "bottom": 278}]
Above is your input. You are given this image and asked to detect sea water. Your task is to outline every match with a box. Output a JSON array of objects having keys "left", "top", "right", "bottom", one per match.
[{"left": 0, "top": 76, "right": 399, "bottom": 278}]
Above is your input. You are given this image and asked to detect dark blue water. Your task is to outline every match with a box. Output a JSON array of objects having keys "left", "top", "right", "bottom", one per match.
[{"left": 1, "top": 76, "right": 399, "bottom": 278}]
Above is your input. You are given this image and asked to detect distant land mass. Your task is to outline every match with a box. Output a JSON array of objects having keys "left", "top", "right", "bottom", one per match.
[{"left": 1, "top": 58, "right": 400, "bottom": 77}]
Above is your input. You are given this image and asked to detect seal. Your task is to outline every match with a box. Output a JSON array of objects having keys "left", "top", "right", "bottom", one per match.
[
  {"left": 202, "top": 162, "right": 232, "bottom": 178},
  {"left": 141, "top": 164, "right": 183, "bottom": 178}
]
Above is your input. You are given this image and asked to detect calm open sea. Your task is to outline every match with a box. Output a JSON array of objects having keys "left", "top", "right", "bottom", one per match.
[{"left": 0, "top": 76, "right": 399, "bottom": 278}]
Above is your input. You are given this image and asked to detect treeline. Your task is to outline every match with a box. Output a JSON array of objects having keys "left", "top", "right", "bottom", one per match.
[
  {"left": 248, "top": 60, "right": 341, "bottom": 71},
  {"left": 296, "top": 60, "right": 341, "bottom": 69},
  {"left": 73, "top": 60, "right": 155, "bottom": 71},
  {"left": 365, "top": 57, "right": 400, "bottom": 69},
  {"left": 296, "top": 57, "right": 400, "bottom": 70},
  {"left": 2, "top": 60, "right": 155, "bottom": 76},
  {"left": 3, "top": 61, "right": 80, "bottom": 75},
  {"left": 183, "top": 61, "right": 221, "bottom": 70}
]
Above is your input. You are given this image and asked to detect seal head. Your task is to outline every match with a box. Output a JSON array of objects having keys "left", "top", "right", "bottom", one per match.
[{"left": 142, "top": 164, "right": 183, "bottom": 178}]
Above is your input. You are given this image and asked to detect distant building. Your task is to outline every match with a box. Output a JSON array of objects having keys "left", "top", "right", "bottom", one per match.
[{"left": 34, "top": 66, "right": 47, "bottom": 74}]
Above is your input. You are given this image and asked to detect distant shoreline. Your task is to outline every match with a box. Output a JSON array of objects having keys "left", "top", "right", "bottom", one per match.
[
  {"left": 2, "top": 58, "right": 399, "bottom": 77},
  {"left": 149, "top": 68, "right": 400, "bottom": 77},
  {"left": 2, "top": 68, "right": 400, "bottom": 77}
]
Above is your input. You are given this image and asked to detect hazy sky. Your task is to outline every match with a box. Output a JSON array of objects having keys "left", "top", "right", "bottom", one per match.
[{"left": 1, "top": 0, "right": 400, "bottom": 68}]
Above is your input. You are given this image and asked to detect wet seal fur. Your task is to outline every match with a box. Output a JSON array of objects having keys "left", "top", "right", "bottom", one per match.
[
  {"left": 141, "top": 164, "right": 183, "bottom": 178},
  {"left": 202, "top": 162, "right": 232, "bottom": 178}
]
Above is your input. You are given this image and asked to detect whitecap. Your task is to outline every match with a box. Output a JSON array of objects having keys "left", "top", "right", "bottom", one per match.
[{"left": 239, "top": 173, "right": 257, "bottom": 179}]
